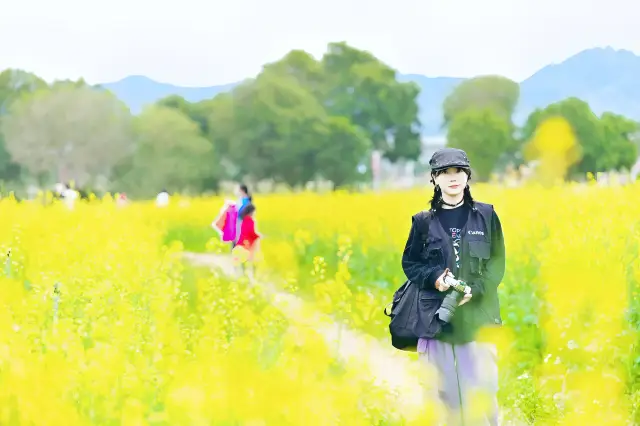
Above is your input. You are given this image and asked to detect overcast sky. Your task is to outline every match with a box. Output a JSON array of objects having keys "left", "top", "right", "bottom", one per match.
[{"left": 1, "top": 0, "right": 638, "bottom": 86}]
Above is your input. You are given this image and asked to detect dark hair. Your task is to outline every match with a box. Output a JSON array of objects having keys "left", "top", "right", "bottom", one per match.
[
  {"left": 239, "top": 183, "right": 253, "bottom": 202},
  {"left": 239, "top": 203, "right": 256, "bottom": 220},
  {"left": 429, "top": 168, "right": 474, "bottom": 210}
]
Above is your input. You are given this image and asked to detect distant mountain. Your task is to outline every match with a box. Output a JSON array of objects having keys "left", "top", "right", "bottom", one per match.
[
  {"left": 98, "top": 75, "right": 237, "bottom": 113},
  {"left": 98, "top": 47, "right": 640, "bottom": 136},
  {"left": 516, "top": 47, "right": 640, "bottom": 124},
  {"left": 396, "top": 75, "right": 464, "bottom": 135}
]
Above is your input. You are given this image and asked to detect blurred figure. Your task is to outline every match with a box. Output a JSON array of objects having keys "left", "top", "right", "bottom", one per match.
[
  {"left": 232, "top": 203, "right": 261, "bottom": 277},
  {"left": 117, "top": 192, "right": 128, "bottom": 207},
  {"left": 156, "top": 189, "right": 170, "bottom": 207},
  {"left": 63, "top": 185, "right": 79, "bottom": 210},
  {"left": 54, "top": 182, "right": 79, "bottom": 209},
  {"left": 54, "top": 182, "right": 66, "bottom": 198},
  {"left": 236, "top": 183, "right": 253, "bottom": 215},
  {"left": 212, "top": 200, "right": 239, "bottom": 251},
  {"left": 234, "top": 183, "right": 253, "bottom": 247}
]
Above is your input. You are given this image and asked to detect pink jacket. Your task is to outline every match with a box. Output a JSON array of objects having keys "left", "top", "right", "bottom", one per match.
[{"left": 222, "top": 205, "right": 238, "bottom": 242}]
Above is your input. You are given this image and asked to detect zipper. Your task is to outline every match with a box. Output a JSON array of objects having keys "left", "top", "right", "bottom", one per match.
[{"left": 458, "top": 207, "right": 474, "bottom": 279}]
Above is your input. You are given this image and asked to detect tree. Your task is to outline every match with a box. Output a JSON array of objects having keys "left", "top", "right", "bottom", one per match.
[
  {"left": 156, "top": 95, "right": 223, "bottom": 190},
  {"left": 520, "top": 98, "right": 622, "bottom": 177},
  {"left": 1, "top": 83, "right": 132, "bottom": 185},
  {"left": 314, "top": 116, "right": 370, "bottom": 188},
  {"left": 443, "top": 75, "right": 520, "bottom": 127},
  {"left": 382, "top": 81, "right": 423, "bottom": 162},
  {"left": 321, "top": 42, "right": 422, "bottom": 163},
  {"left": 262, "top": 50, "right": 325, "bottom": 97},
  {"left": 157, "top": 95, "right": 212, "bottom": 135},
  {"left": 440, "top": 76, "right": 520, "bottom": 176},
  {"left": 205, "top": 93, "right": 237, "bottom": 178},
  {"left": 599, "top": 112, "right": 638, "bottom": 171},
  {"left": 0, "top": 69, "right": 48, "bottom": 182},
  {"left": 201, "top": 43, "right": 422, "bottom": 189},
  {"left": 0, "top": 69, "right": 48, "bottom": 113},
  {"left": 447, "top": 108, "right": 514, "bottom": 181},
  {"left": 222, "top": 72, "right": 328, "bottom": 187},
  {"left": 115, "top": 106, "right": 213, "bottom": 195}
]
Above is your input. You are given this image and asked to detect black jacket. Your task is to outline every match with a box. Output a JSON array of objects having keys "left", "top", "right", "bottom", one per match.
[{"left": 401, "top": 202, "right": 506, "bottom": 344}]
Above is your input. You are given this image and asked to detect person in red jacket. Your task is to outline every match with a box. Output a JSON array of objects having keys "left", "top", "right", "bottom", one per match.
[{"left": 233, "top": 203, "right": 261, "bottom": 274}]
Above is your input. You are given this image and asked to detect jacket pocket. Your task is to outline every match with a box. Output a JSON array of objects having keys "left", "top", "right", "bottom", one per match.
[
  {"left": 424, "top": 236, "right": 444, "bottom": 263},
  {"left": 426, "top": 247, "right": 444, "bottom": 266},
  {"left": 468, "top": 240, "right": 491, "bottom": 275},
  {"left": 416, "top": 291, "right": 444, "bottom": 338}
]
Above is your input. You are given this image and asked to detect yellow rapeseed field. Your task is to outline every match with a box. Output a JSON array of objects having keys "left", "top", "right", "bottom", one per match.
[
  {"left": 2, "top": 181, "right": 640, "bottom": 424},
  {"left": 164, "top": 183, "right": 640, "bottom": 424},
  {"left": 0, "top": 196, "right": 436, "bottom": 425}
]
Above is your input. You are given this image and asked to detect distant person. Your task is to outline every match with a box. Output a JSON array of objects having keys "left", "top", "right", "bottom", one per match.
[
  {"left": 212, "top": 200, "right": 239, "bottom": 252},
  {"left": 232, "top": 203, "right": 261, "bottom": 276},
  {"left": 54, "top": 183, "right": 66, "bottom": 199},
  {"left": 234, "top": 183, "right": 253, "bottom": 247},
  {"left": 156, "top": 189, "right": 170, "bottom": 207},
  {"left": 55, "top": 182, "right": 78, "bottom": 210},
  {"left": 63, "top": 186, "right": 79, "bottom": 209},
  {"left": 237, "top": 183, "right": 253, "bottom": 215},
  {"left": 117, "top": 193, "right": 129, "bottom": 207}
]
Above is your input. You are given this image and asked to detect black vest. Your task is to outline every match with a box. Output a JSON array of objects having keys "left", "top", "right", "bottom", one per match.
[{"left": 417, "top": 202, "right": 501, "bottom": 343}]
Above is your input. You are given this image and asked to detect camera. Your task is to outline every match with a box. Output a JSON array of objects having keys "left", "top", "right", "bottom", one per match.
[{"left": 436, "top": 274, "right": 471, "bottom": 323}]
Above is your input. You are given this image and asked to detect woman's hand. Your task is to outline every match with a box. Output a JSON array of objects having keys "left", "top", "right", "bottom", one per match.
[
  {"left": 435, "top": 268, "right": 450, "bottom": 292},
  {"left": 458, "top": 292, "right": 472, "bottom": 306}
]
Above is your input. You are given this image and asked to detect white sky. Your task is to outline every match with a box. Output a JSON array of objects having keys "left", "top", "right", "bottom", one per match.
[{"left": 1, "top": 0, "right": 638, "bottom": 86}]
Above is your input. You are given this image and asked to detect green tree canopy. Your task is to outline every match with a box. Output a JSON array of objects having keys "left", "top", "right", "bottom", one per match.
[
  {"left": 442, "top": 75, "right": 519, "bottom": 178},
  {"left": 321, "top": 42, "right": 422, "bottom": 163},
  {"left": 222, "top": 72, "right": 328, "bottom": 186},
  {"left": 443, "top": 75, "right": 520, "bottom": 127},
  {"left": 313, "top": 116, "right": 370, "bottom": 188},
  {"left": 520, "top": 98, "right": 636, "bottom": 176},
  {"left": 0, "top": 69, "right": 48, "bottom": 182},
  {"left": 447, "top": 108, "right": 514, "bottom": 181},
  {"left": 1, "top": 83, "right": 132, "bottom": 185},
  {"left": 115, "top": 105, "right": 213, "bottom": 196}
]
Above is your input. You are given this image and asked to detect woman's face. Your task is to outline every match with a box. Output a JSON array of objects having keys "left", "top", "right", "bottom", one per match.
[{"left": 433, "top": 167, "right": 469, "bottom": 197}]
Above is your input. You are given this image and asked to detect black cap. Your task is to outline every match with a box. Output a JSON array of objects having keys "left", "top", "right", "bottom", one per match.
[{"left": 429, "top": 148, "right": 470, "bottom": 172}]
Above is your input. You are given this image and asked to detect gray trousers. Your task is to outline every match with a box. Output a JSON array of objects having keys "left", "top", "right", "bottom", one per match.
[{"left": 418, "top": 339, "right": 499, "bottom": 426}]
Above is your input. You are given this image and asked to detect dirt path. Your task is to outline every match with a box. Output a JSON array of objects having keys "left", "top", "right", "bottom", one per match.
[{"left": 182, "top": 251, "right": 427, "bottom": 416}]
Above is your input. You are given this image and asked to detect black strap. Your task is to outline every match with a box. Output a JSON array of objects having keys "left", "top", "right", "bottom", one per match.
[
  {"left": 414, "top": 210, "right": 433, "bottom": 244},
  {"left": 385, "top": 212, "right": 432, "bottom": 318}
]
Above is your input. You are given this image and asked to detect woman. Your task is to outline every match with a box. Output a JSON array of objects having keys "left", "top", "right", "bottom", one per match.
[
  {"left": 402, "top": 148, "right": 506, "bottom": 425},
  {"left": 156, "top": 189, "right": 170, "bottom": 208},
  {"left": 233, "top": 203, "right": 261, "bottom": 276},
  {"left": 237, "top": 184, "right": 253, "bottom": 215},
  {"left": 234, "top": 183, "right": 253, "bottom": 247},
  {"left": 212, "top": 200, "right": 239, "bottom": 251}
]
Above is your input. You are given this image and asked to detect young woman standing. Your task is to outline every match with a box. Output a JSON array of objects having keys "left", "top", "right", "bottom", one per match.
[
  {"left": 402, "top": 148, "right": 506, "bottom": 425},
  {"left": 234, "top": 183, "right": 253, "bottom": 248},
  {"left": 233, "top": 203, "right": 261, "bottom": 277}
]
